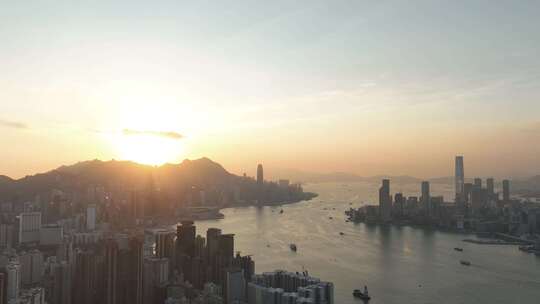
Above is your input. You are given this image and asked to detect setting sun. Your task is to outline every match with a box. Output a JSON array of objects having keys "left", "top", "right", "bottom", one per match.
[
  {"left": 113, "top": 131, "right": 184, "bottom": 165},
  {"left": 105, "top": 103, "right": 189, "bottom": 165}
]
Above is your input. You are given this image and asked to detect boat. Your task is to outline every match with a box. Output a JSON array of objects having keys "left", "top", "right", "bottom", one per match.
[
  {"left": 339, "top": 232, "right": 345, "bottom": 236},
  {"left": 290, "top": 244, "right": 297, "bottom": 252},
  {"left": 519, "top": 245, "right": 533, "bottom": 252},
  {"left": 460, "top": 260, "right": 471, "bottom": 266},
  {"left": 353, "top": 286, "right": 371, "bottom": 300},
  {"left": 454, "top": 247, "right": 463, "bottom": 252}
]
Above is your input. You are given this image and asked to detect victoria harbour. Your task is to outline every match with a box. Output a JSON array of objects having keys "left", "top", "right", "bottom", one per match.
[{"left": 194, "top": 182, "right": 540, "bottom": 304}]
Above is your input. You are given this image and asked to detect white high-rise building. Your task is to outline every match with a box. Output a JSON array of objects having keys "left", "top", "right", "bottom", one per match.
[
  {"left": 86, "top": 205, "right": 96, "bottom": 231},
  {"left": 248, "top": 270, "right": 333, "bottom": 304}
]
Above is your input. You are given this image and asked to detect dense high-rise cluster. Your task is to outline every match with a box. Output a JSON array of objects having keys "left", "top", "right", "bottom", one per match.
[
  {"left": 0, "top": 161, "right": 323, "bottom": 303},
  {"left": 349, "top": 156, "right": 540, "bottom": 236},
  {"left": 0, "top": 210, "right": 333, "bottom": 304},
  {"left": 248, "top": 271, "right": 333, "bottom": 304}
]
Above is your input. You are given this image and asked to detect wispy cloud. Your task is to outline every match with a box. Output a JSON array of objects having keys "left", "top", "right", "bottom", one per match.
[
  {"left": 0, "top": 119, "right": 27, "bottom": 129},
  {"left": 122, "top": 129, "right": 184, "bottom": 140}
]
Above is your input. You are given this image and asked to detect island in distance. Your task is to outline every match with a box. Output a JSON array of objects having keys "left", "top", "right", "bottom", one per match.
[{"left": 0, "top": 158, "right": 317, "bottom": 227}]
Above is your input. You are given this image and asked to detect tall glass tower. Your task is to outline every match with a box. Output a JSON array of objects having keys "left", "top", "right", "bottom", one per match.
[
  {"left": 455, "top": 156, "right": 464, "bottom": 197},
  {"left": 257, "top": 164, "right": 264, "bottom": 185}
]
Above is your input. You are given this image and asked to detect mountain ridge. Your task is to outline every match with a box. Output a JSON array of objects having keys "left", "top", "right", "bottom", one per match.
[{"left": 0, "top": 157, "right": 235, "bottom": 202}]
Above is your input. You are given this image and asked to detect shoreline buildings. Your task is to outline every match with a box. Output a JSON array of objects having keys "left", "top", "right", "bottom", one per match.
[
  {"left": 351, "top": 156, "right": 540, "bottom": 239},
  {"left": 248, "top": 270, "right": 334, "bottom": 304},
  {"left": 455, "top": 156, "right": 465, "bottom": 201}
]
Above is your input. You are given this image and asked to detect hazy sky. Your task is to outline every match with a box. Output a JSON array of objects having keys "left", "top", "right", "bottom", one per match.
[{"left": 1, "top": 0, "right": 540, "bottom": 179}]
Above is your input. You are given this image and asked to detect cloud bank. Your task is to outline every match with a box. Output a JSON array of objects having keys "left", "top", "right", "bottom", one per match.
[
  {"left": 0, "top": 119, "right": 27, "bottom": 129},
  {"left": 122, "top": 129, "right": 183, "bottom": 140}
]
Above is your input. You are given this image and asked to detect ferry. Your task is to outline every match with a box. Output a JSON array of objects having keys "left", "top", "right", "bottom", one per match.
[
  {"left": 290, "top": 244, "right": 297, "bottom": 252},
  {"left": 460, "top": 260, "right": 471, "bottom": 266},
  {"left": 454, "top": 247, "right": 463, "bottom": 252},
  {"left": 353, "top": 286, "right": 371, "bottom": 301},
  {"left": 519, "top": 245, "right": 533, "bottom": 252}
]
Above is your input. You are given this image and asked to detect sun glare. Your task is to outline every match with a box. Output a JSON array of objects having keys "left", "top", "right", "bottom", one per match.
[
  {"left": 114, "top": 133, "right": 184, "bottom": 165},
  {"left": 105, "top": 104, "right": 188, "bottom": 166}
]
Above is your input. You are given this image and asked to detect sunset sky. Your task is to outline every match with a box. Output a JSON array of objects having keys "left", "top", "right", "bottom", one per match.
[{"left": 1, "top": 0, "right": 540, "bottom": 179}]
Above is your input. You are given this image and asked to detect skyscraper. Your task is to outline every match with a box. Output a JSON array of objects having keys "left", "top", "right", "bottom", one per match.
[
  {"left": 176, "top": 221, "right": 196, "bottom": 258},
  {"left": 206, "top": 228, "right": 223, "bottom": 283},
  {"left": 471, "top": 186, "right": 487, "bottom": 214},
  {"left": 52, "top": 261, "right": 71, "bottom": 304},
  {"left": 104, "top": 240, "right": 118, "bottom": 304},
  {"left": 19, "top": 250, "right": 43, "bottom": 285},
  {"left": 256, "top": 164, "right": 264, "bottom": 204},
  {"left": 104, "top": 237, "right": 144, "bottom": 304},
  {"left": 502, "top": 180, "right": 510, "bottom": 201},
  {"left": 421, "top": 181, "right": 431, "bottom": 216},
  {"left": 143, "top": 257, "right": 169, "bottom": 304},
  {"left": 206, "top": 228, "right": 222, "bottom": 261},
  {"left": 486, "top": 178, "right": 495, "bottom": 196},
  {"left": 219, "top": 234, "right": 235, "bottom": 265},
  {"left": 119, "top": 237, "right": 144, "bottom": 304},
  {"left": 5, "top": 262, "right": 19, "bottom": 302},
  {"left": 455, "top": 156, "right": 464, "bottom": 198},
  {"left": 393, "top": 193, "right": 405, "bottom": 217},
  {"left": 86, "top": 205, "right": 96, "bottom": 231},
  {"left": 18, "top": 212, "right": 41, "bottom": 244},
  {"left": 225, "top": 268, "right": 246, "bottom": 304},
  {"left": 474, "top": 178, "right": 482, "bottom": 188},
  {"left": 379, "top": 179, "right": 392, "bottom": 222},
  {"left": 0, "top": 272, "right": 6, "bottom": 304},
  {"left": 256, "top": 164, "right": 264, "bottom": 185},
  {"left": 73, "top": 250, "right": 100, "bottom": 304},
  {"left": 155, "top": 231, "right": 175, "bottom": 260}
]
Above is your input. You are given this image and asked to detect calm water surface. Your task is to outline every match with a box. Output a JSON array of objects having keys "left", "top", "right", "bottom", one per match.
[{"left": 194, "top": 182, "right": 540, "bottom": 304}]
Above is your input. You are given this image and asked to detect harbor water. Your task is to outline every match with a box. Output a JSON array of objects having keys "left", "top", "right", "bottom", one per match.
[{"left": 193, "top": 182, "right": 540, "bottom": 304}]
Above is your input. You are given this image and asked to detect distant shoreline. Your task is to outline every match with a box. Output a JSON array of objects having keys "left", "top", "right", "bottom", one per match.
[
  {"left": 227, "top": 191, "right": 318, "bottom": 209},
  {"left": 170, "top": 192, "right": 319, "bottom": 222}
]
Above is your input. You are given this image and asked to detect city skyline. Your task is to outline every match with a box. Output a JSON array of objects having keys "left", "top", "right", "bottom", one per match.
[
  {"left": 2, "top": 1, "right": 540, "bottom": 304},
  {"left": 0, "top": 155, "right": 533, "bottom": 182},
  {"left": 2, "top": 1, "right": 540, "bottom": 178}
]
